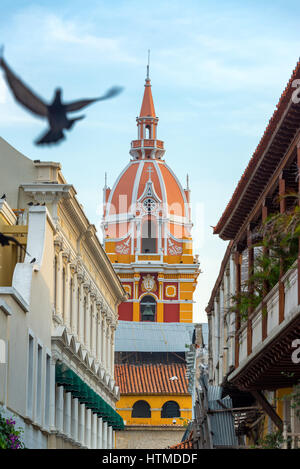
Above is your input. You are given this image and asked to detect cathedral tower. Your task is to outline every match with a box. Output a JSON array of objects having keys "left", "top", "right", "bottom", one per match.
[{"left": 102, "top": 71, "right": 200, "bottom": 323}]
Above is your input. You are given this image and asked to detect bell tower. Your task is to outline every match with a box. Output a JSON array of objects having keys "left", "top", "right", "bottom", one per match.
[{"left": 102, "top": 66, "right": 200, "bottom": 323}]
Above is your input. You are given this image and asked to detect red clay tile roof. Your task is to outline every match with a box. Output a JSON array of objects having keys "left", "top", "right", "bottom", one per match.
[
  {"left": 115, "top": 363, "right": 189, "bottom": 394},
  {"left": 169, "top": 433, "right": 194, "bottom": 449},
  {"left": 214, "top": 59, "right": 300, "bottom": 240}
]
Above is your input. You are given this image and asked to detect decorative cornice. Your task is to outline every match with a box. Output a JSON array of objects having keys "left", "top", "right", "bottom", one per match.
[
  {"left": 54, "top": 237, "right": 63, "bottom": 254},
  {"left": 77, "top": 271, "right": 85, "bottom": 284},
  {"left": 69, "top": 263, "right": 77, "bottom": 275},
  {"left": 0, "top": 200, "right": 17, "bottom": 225},
  {"left": 62, "top": 251, "right": 70, "bottom": 264},
  {"left": 51, "top": 326, "right": 119, "bottom": 401}
]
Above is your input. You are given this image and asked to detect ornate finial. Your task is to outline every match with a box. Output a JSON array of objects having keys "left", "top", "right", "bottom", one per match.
[{"left": 146, "top": 49, "right": 150, "bottom": 80}]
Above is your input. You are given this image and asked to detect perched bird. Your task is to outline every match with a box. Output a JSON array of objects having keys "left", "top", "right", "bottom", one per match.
[
  {"left": 0, "top": 47, "right": 123, "bottom": 145},
  {"left": 1, "top": 194, "right": 6, "bottom": 199},
  {"left": 30, "top": 257, "right": 36, "bottom": 264},
  {"left": 169, "top": 376, "right": 178, "bottom": 381}
]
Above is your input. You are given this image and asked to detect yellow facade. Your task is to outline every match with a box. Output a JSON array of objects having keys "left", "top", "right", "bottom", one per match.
[{"left": 116, "top": 395, "right": 192, "bottom": 427}]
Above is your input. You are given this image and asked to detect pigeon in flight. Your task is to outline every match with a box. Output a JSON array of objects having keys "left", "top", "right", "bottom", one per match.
[
  {"left": 0, "top": 232, "right": 23, "bottom": 248},
  {"left": 0, "top": 47, "right": 123, "bottom": 145},
  {"left": 0, "top": 232, "right": 36, "bottom": 263}
]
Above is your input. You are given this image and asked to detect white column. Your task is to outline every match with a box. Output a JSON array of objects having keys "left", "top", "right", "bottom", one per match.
[
  {"left": 64, "top": 391, "right": 72, "bottom": 437},
  {"left": 72, "top": 397, "right": 78, "bottom": 442},
  {"left": 103, "top": 421, "right": 108, "bottom": 449},
  {"left": 106, "top": 323, "right": 111, "bottom": 373},
  {"left": 108, "top": 425, "right": 113, "bottom": 449},
  {"left": 56, "top": 253, "right": 62, "bottom": 318},
  {"left": 96, "top": 305, "right": 102, "bottom": 363},
  {"left": 158, "top": 219, "right": 162, "bottom": 253},
  {"left": 49, "top": 359, "right": 56, "bottom": 430},
  {"left": 110, "top": 328, "right": 115, "bottom": 376},
  {"left": 92, "top": 308, "right": 97, "bottom": 357},
  {"left": 78, "top": 283, "right": 84, "bottom": 343},
  {"left": 79, "top": 403, "right": 85, "bottom": 446},
  {"left": 85, "top": 293, "right": 91, "bottom": 351},
  {"left": 55, "top": 385, "right": 64, "bottom": 433},
  {"left": 97, "top": 418, "right": 103, "bottom": 449},
  {"left": 75, "top": 282, "right": 80, "bottom": 339},
  {"left": 137, "top": 221, "right": 141, "bottom": 254},
  {"left": 71, "top": 276, "right": 77, "bottom": 333},
  {"left": 92, "top": 413, "right": 97, "bottom": 449},
  {"left": 113, "top": 430, "right": 115, "bottom": 449},
  {"left": 95, "top": 313, "right": 99, "bottom": 360},
  {"left": 102, "top": 317, "right": 107, "bottom": 369},
  {"left": 64, "top": 265, "right": 70, "bottom": 328},
  {"left": 85, "top": 408, "right": 92, "bottom": 448}
]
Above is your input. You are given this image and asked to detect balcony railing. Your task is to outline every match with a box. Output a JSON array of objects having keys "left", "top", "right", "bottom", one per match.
[
  {"left": 131, "top": 139, "right": 164, "bottom": 149},
  {"left": 237, "top": 262, "right": 298, "bottom": 364}
]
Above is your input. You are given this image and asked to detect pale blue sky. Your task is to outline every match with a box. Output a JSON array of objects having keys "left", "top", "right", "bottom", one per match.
[{"left": 1, "top": 0, "right": 300, "bottom": 321}]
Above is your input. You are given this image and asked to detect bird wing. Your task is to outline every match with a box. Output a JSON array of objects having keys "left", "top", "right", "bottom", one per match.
[
  {"left": 65, "top": 86, "right": 124, "bottom": 112},
  {"left": 0, "top": 232, "right": 22, "bottom": 248},
  {"left": 0, "top": 58, "right": 48, "bottom": 117}
]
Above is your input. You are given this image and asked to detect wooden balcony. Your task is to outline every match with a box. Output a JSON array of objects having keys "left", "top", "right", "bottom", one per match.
[{"left": 230, "top": 262, "right": 300, "bottom": 391}]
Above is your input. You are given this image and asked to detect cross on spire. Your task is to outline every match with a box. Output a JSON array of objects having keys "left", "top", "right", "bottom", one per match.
[
  {"left": 147, "top": 49, "right": 150, "bottom": 80},
  {"left": 147, "top": 165, "right": 153, "bottom": 181}
]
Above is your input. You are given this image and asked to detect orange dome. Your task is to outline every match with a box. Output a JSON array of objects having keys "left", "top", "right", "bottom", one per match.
[
  {"left": 102, "top": 75, "right": 192, "bottom": 251},
  {"left": 105, "top": 160, "right": 188, "bottom": 220}
]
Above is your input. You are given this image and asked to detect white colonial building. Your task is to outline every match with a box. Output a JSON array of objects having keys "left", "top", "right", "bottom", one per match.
[{"left": 0, "top": 137, "right": 126, "bottom": 448}]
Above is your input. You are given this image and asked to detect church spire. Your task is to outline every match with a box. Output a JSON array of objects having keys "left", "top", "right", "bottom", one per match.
[
  {"left": 139, "top": 51, "right": 156, "bottom": 118},
  {"left": 129, "top": 58, "right": 165, "bottom": 160}
]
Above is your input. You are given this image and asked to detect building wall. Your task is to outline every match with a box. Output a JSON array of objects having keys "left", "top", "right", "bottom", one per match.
[{"left": 116, "top": 426, "right": 186, "bottom": 449}]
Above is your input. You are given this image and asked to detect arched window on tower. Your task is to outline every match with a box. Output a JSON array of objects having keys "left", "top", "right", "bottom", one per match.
[
  {"left": 161, "top": 401, "right": 180, "bottom": 418},
  {"left": 140, "top": 295, "right": 156, "bottom": 322},
  {"left": 141, "top": 217, "right": 157, "bottom": 253},
  {"left": 132, "top": 400, "right": 151, "bottom": 418},
  {"left": 145, "top": 124, "right": 151, "bottom": 139}
]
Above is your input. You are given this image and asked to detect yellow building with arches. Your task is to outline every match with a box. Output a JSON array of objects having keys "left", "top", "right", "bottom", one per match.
[{"left": 113, "top": 321, "right": 196, "bottom": 448}]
